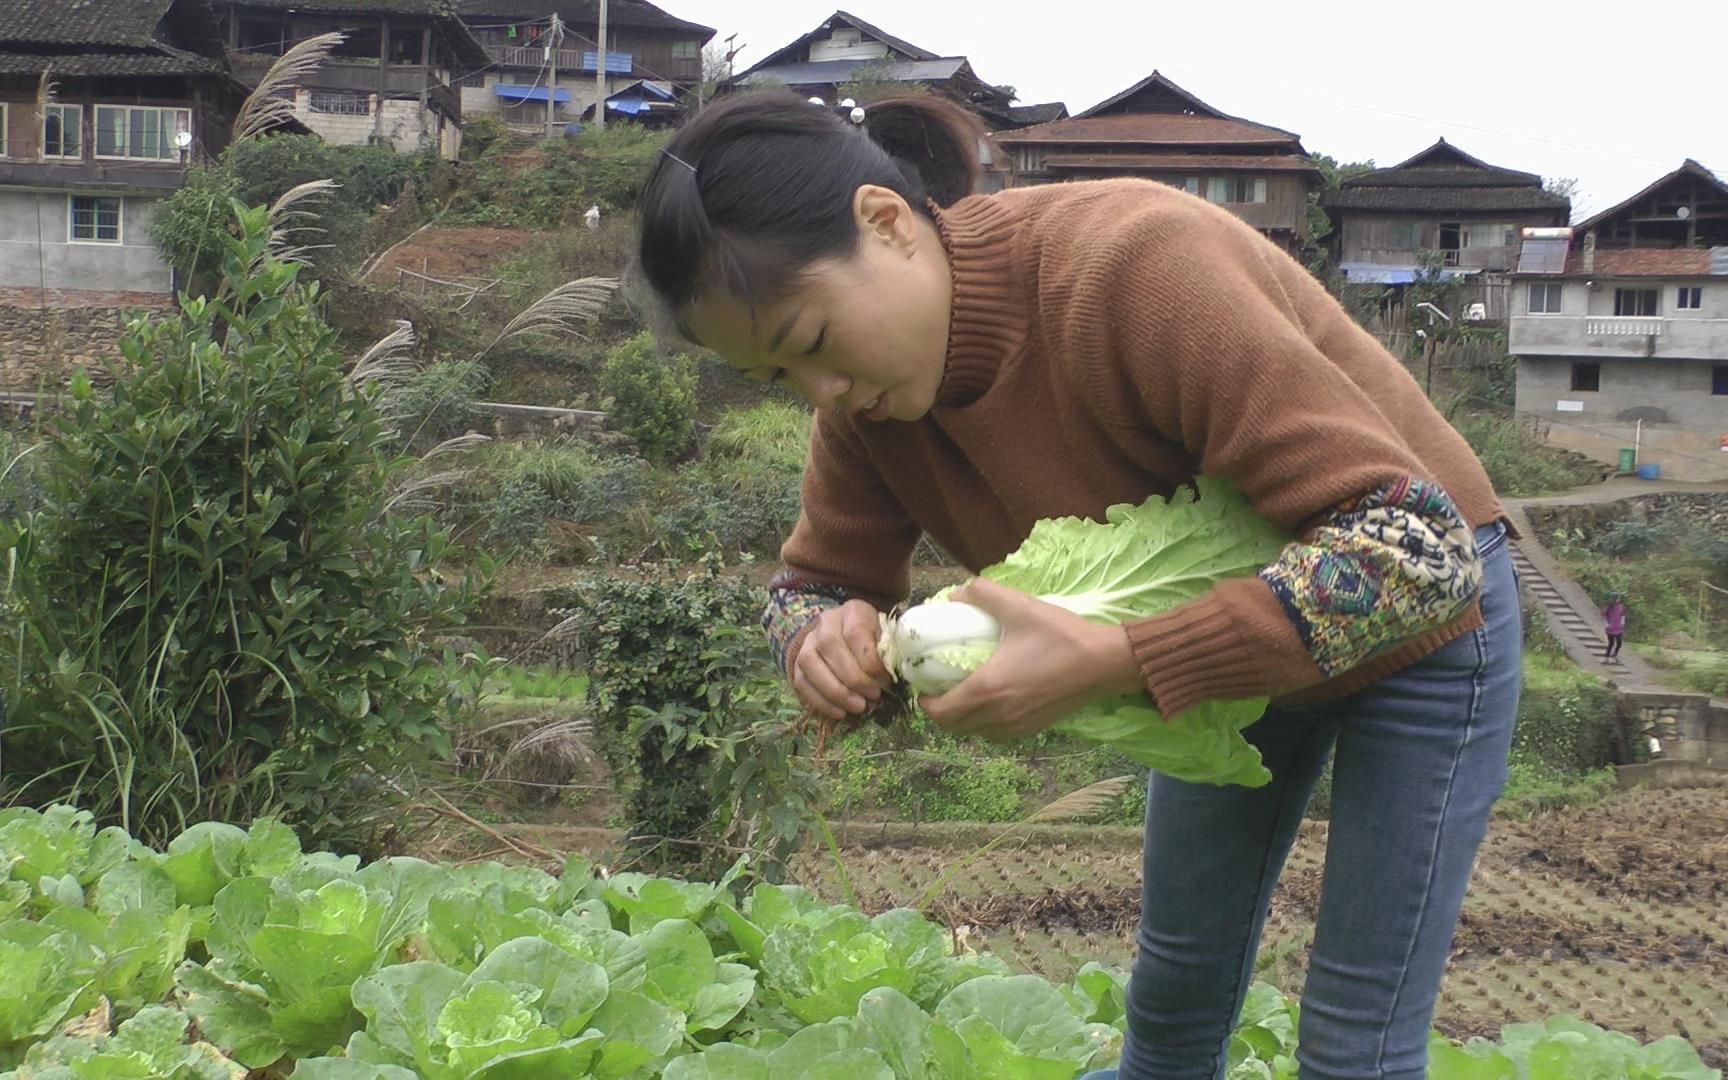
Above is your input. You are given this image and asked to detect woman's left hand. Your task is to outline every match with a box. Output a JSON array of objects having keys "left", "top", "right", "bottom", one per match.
[{"left": 919, "top": 578, "right": 1145, "bottom": 741}]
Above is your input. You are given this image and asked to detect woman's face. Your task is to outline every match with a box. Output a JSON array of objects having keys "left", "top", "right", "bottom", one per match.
[{"left": 682, "top": 186, "right": 953, "bottom": 423}]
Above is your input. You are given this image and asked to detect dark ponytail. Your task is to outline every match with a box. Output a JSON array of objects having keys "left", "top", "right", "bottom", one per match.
[{"left": 636, "top": 89, "right": 984, "bottom": 312}]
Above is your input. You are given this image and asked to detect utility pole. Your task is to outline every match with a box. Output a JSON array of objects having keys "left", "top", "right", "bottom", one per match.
[
  {"left": 545, "top": 13, "right": 562, "bottom": 140},
  {"left": 594, "top": 0, "right": 607, "bottom": 129}
]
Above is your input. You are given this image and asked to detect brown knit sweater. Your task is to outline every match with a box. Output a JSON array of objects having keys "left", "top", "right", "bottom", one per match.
[{"left": 775, "top": 178, "right": 1507, "bottom": 717}]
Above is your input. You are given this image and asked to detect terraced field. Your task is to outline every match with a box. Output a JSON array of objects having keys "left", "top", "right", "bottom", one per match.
[{"left": 788, "top": 787, "right": 1728, "bottom": 1066}]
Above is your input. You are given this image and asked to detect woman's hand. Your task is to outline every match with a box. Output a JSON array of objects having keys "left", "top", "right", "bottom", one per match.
[
  {"left": 791, "top": 599, "right": 891, "bottom": 720},
  {"left": 920, "top": 578, "right": 1144, "bottom": 741}
]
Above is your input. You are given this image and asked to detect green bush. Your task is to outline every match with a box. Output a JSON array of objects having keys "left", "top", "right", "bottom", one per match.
[
  {"left": 0, "top": 203, "right": 479, "bottom": 849},
  {"left": 151, "top": 135, "right": 426, "bottom": 284},
  {"left": 388, "top": 359, "right": 490, "bottom": 447},
  {"left": 459, "top": 113, "right": 509, "bottom": 161},
  {"left": 1445, "top": 409, "right": 1603, "bottom": 498},
  {"left": 652, "top": 456, "right": 802, "bottom": 559},
  {"left": 600, "top": 332, "right": 698, "bottom": 464},
  {"left": 1512, "top": 677, "right": 1618, "bottom": 775},
  {"left": 564, "top": 557, "right": 819, "bottom": 878}
]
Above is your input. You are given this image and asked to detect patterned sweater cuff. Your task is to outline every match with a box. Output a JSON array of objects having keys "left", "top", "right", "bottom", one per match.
[
  {"left": 761, "top": 571, "right": 853, "bottom": 675},
  {"left": 1259, "top": 476, "right": 1482, "bottom": 678}
]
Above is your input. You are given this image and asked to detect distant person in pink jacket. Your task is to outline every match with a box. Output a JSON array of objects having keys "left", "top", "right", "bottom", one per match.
[{"left": 1603, "top": 593, "right": 1626, "bottom": 660}]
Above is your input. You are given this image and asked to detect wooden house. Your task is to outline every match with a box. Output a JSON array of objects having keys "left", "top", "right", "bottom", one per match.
[{"left": 987, "top": 72, "right": 1317, "bottom": 252}]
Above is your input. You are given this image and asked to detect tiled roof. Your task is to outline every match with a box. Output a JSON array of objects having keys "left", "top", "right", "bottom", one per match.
[
  {"left": 1349, "top": 139, "right": 1543, "bottom": 188},
  {"left": 1324, "top": 185, "right": 1570, "bottom": 212},
  {"left": 224, "top": 0, "right": 463, "bottom": 14},
  {"left": 0, "top": 48, "right": 224, "bottom": 76},
  {"left": 1042, "top": 152, "right": 1318, "bottom": 173},
  {"left": 1563, "top": 248, "right": 1715, "bottom": 277},
  {"left": 741, "top": 57, "right": 968, "bottom": 87},
  {"left": 454, "top": 0, "right": 712, "bottom": 35},
  {"left": 0, "top": 0, "right": 175, "bottom": 48},
  {"left": 1007, "top": 102, "right": 1067, "bottom": 126},
  {"left": 992, "top": 113, "right": 1302, "bottom": 147}
]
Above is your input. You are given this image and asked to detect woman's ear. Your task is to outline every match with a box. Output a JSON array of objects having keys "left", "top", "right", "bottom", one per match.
[{"left": 853, "top": 184, "right": 917, "bottom": 252}]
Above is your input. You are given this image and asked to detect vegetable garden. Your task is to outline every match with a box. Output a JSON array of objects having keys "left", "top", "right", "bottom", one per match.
[{"left": 2, "top": 802, "right": 1721, "bottom": 1079}]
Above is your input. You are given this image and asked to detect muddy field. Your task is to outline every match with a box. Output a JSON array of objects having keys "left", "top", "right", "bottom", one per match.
[{"left": 786, "top": 787, "right": 1728, "bottom": 1065}]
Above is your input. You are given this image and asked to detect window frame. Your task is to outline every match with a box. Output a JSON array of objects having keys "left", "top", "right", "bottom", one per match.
[
  {"left": 42, "top": 103, "right": 83, "bottom": 159},
  {"left": 1713, "top": 365, "right": 1728, "bottom": 397},
  {"left": 1613, "top": 287, "right": 1659, "bottom": 318},
  {"left": 92, "top": 104, "right": 192, "bottom": 161},
  {"left": 0, "top": 102, "right": 8, "bottom": 158},
  {"left": 1527, "top": 282, "right": 1563, "bottom": 314},
  {"left": 68, "top": 195, "right": 123, "bottom": 245},
  {"left": 670, "top": 39, "right": 698, "bottom": 60},
  {"left": 1570, "top": 362, "right": 1601, "bottom": 393},
  {"left": 1676, "top": 286, "right": 1702, "bottom": 311}
]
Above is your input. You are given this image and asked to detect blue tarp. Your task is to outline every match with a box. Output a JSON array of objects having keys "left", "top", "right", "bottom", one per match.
[
  {"left": 493, "top": 84, "right": 571, "bottom": 105},
  {"left": 604, "top": 80, "right": 677, "bottom": 115},
  {"left": 1339, "top": 262, "right": 1476, "bottom": 284}
]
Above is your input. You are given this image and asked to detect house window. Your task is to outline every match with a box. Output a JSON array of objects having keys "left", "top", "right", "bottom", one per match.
[
  {"left": 309, "top": 91, "right": 371, "bottom": 116},
  {"left": 1386, "top": 222, "right": 1421, "bottom": 249},
  {"left": 1527, "top": 282, "right": 1563, "bottom": 314},
  {"left": 1677, "top": 286, "right": 1702, "bottom": 310},
  {"left": 1205, "top": 176, "right": 1266, "bottom": 204},
  {"left": 94, "top": 105, "right": 192, "bottom": 160},
  {"left": 43, "top": 104, "right": 82, "bottom": 158},
  {"left": 69, "top": 196, "right": 122, "bottom": 243},
  {"left": 1614, "top": 288, "right": 1659, "bottom": 317},
  {"left": 1463, "top": 223, "right": 1514, "bottom": 249},
  {"left": 1714, "top": 366, "right": 1728, "bottom": 395},
  {"left": 0, "top": 103, "right": 7, "bottom": 157},
  {"left": 671, "top": 40, "right": 698, "bottom": 60},
  {"left": 1570, "top": 362, "right": 1600, "bottom": 393},
  {"left": 1014, "top": 147, "right": 1044, "bottom": 173}
]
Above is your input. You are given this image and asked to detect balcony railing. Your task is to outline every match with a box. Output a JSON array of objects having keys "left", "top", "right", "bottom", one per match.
[
  {"left": 490, "top": 45, "right": 631, "bottom": 74},
  {"left": 1586, "top": 317, "right": 1664, "bottom": 336}
]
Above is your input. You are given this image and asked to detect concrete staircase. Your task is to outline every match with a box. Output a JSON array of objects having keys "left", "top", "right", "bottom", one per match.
[{"left": 1508, "top": 541, "right": 1638, "bottom": 683}]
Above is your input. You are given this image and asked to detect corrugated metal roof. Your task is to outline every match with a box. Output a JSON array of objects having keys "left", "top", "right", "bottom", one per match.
[{"left": 993, "top": 113, "right": 1301, "bottom": 147}]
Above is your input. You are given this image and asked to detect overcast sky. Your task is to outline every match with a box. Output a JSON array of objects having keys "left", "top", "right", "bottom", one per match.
[{"left": 664, "top": 0, "right": 1727, "bottom": 221}]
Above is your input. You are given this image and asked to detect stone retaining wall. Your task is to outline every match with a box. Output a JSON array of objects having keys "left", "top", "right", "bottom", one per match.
[{"left": 0, "top": 289, "right": 174, "bottom": 391}]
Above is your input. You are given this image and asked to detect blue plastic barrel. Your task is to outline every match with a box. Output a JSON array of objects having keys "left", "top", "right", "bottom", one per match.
[{"left": 1636, "top": 463, "right": 1661, "bottom": 481}]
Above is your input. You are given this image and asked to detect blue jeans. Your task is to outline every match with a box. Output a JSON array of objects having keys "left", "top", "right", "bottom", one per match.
[{"left": 1084, "top": 522, "right": 1520, "bottom": 1080}]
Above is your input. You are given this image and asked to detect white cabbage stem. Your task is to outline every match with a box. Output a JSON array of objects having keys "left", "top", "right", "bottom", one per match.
[{"left": 877, "top": 599, "right": 1001, "bottom": 696}]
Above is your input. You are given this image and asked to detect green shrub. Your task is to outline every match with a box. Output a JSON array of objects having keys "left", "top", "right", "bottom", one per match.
[
  {"left": 564, "top": 557, "right": 818, "bottom": 878},
  {"left": 152, "top": 135, "right": 426, "bottom": 284},
  {"left": 652, "top": 456, "right": 802, "bottom": 559},
  {"left": 389, "top": 359, "right": 490, "bottom": 447},
  {"left": 1512, "top": 677, "right": 1618, "bottom": 775},
  {"left": 600, "top": 332, "right": 698, "bottom": 464},
  {"left": 0, "top": 203, "right": 479, "bottom": 850},
  {"left": 459, "top": 113, "right": 509, "bottom": 161},
  {"left": 1445, "top": 409, "right": 1602, "bottom": 498}
]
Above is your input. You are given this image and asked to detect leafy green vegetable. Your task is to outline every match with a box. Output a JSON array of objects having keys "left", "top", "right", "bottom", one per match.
[
  {"left": 880, "top": 479, "right": 1286, "bottom": 787},
  {"left": 0, "top": 1004, "right": 243, "bottom": 1079},
  {"left": 2, "top": 807, "right": 1718, "bottom": 1079}
]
